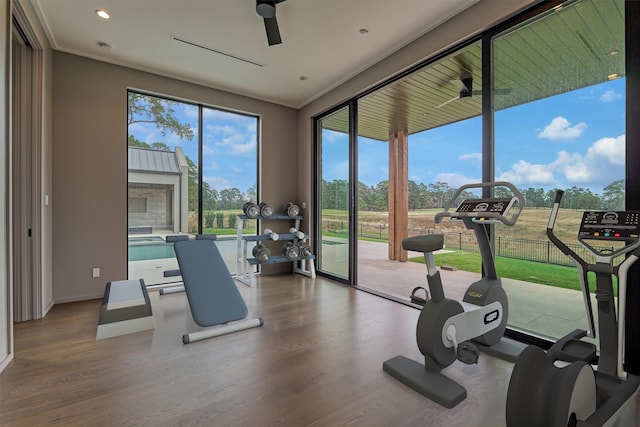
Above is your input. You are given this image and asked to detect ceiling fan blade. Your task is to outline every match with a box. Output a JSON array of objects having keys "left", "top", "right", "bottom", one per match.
[
  {"left": 435, "top": 96, "right": 459, "bottom": 109},
  {"left": 264, "top": 16, "right": 282, "bottom": 46}
]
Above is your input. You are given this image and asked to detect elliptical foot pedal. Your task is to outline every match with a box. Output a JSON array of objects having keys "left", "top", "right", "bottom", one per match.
[{"left": 457, "top": 341, "right": 479, "bottom": 364}]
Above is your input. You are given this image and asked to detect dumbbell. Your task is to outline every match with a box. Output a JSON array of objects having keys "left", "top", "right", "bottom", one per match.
[
  {"left": 264, "top": 228, "right": 279, "bottom": 241},
  {"left": 259, "top": 202, "right": 273, "bottom": 217},
  {"left": 252, "top": 243, "right": 271, "bottom": 263},
  {"left": 243, "top": 201, "right": 259, "bottom": 218},
  {"left": 283, "top": 202, "right": 300, "bottom": 218},
  {"left": 289, "top": 227, "right": 305, "bottom": 239},
  {"left": 297, "top": 241, "right": 312, "bottom": 258},
  {"left": 281, "top": 242, "right": 300, "bottom": 260}
]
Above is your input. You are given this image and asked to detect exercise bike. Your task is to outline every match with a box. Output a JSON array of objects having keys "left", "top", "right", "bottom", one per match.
[
  {"left": 383, "top": 182, "right": 525, "bottom": 408},
  {"left": 506, "top": 191, "right": 640, "bottom": 427}
]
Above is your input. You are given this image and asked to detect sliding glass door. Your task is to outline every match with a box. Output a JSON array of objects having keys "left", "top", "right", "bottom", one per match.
[{"left": 316, "top": 105, "right": 353, "bottom": 281}]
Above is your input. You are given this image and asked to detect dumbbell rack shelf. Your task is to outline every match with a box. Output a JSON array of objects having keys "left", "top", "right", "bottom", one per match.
[{"left": 236, "top": 214, "right": 316, "bottom": 287}]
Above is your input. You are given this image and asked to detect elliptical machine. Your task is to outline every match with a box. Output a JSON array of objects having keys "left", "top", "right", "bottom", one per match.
[
  {"left": 383, "top": 182, "right": 525, "bottom": 408},
  {"left": 506, "top": 190, "right": 640, "bottom": 426}
]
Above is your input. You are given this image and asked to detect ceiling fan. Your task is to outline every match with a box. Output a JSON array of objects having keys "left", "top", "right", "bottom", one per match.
[
  {"left": 256, "top": 0, "right": 287, "bottom": 46},
  {"left": 436, "top": 77, "right": 511, "bottom": 108}
]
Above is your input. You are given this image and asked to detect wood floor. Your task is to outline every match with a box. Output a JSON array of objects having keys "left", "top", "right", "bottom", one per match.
[{"left": 0, "top": 274, "right": 602, "bottom": 426}]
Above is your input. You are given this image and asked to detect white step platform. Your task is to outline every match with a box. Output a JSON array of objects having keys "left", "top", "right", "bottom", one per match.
[{"left": 96, "top": 279, "right": 154, "bottom": 340}]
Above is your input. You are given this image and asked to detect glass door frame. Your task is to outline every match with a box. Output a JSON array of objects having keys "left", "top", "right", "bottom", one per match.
[{"left": 313, "top": 100, "right": 358, "bottom": 286}]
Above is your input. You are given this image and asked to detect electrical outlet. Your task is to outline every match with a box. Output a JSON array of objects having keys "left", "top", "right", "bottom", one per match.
[{"left": 92, "top": 267, "right": 100, "bottom": 278}]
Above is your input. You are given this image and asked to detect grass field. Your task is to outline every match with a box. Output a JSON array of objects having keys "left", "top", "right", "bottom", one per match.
[{"left": 412, "top": 250, "right": 582, "bottom": 291}]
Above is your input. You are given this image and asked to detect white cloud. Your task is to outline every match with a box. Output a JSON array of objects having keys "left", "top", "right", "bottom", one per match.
[
  {"left": 204, "top": 175, "right": 230, "bottom": 192},
  {"left": 435, "top": 172, "right": 479, "bottom": 189},
  {"left": 600, "top": 90, "right": 622, "bottom": 103},
  {"left": 497, "top": 160, "right": 555, "bottom": 185},
  {"left": 498, "top": 135, "right": 625, "bottom": 188},
  {"left": 538, "top": 116, "right": 587, "bottom": 141},
  {"left": 587, "top": 135, "right": 625, "bottom": 166},
  {"left": 459, "top": 152, "right": 482, "bottom": 164}
]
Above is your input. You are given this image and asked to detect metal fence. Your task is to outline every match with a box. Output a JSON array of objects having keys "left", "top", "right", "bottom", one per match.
[{"left": 323, "top": 219, "right": 608, "bottom": 267}]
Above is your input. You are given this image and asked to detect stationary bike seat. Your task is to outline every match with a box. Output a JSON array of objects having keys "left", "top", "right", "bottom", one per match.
[{"left": 402, "top": 234, "right": 444, "bottom": 253}]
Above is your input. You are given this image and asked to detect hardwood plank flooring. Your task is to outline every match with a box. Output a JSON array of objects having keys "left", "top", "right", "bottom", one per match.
[{"left": 1, "top": 274, "right": 636, "bottom": 426}]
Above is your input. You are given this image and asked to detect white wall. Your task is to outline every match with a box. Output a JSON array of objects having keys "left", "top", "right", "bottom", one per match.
[{"left": 1, "top": 0, "right": 13, "bottom": 372}]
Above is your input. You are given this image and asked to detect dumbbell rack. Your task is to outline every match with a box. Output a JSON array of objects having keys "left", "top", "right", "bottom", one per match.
[{"left": 236, "top": 214, "right": 316, "bottom": 287}]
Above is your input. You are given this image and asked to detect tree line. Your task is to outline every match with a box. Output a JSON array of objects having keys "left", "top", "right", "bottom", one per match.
[
  {"left": 127, "top": 94, "right": 625, "bottom": 213},
  {"left": 324, "top": 179, "right": 625, "bottom": 211}
]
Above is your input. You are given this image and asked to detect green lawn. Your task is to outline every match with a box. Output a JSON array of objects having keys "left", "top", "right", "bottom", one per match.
[{"left": 409, "top": 250, "right": 584, "bottom": 292}]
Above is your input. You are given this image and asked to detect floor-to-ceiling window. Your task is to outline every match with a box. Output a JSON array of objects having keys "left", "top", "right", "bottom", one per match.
[
  {"left": 492, "top": 0, "right": 625, "bottom": 342},
  {"left": 353, "top": 41, "right": 483, "bottom": 299},
  {"left": 314, "top": 0, "right": 633, "bottom": 348},
  {"left": 127, "top": 92, "right": 258, "bottom": 286},
  {"left": 316, "top": 105, "right": 352, "bottom": 281}
]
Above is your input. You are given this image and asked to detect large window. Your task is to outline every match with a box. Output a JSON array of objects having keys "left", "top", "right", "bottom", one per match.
[
  {"left": 356, "top": 38, "right": 483, "bottom": 299},
  {"left": 127, "top": 92, "right": 258, "bottom": 286},
  {"left": 314, "top": 0, "right": 631, "bottom": 348},
  {"left": 492, "top": 0, "right": 625, "bottom": 342},
  {"left": 316, "top": 106, "right": 351, "bottom": 281}
]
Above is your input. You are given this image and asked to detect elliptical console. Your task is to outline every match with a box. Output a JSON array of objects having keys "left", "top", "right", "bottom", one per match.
[{"left": 506, "top": 190, "right": 640, "bottom": 427}]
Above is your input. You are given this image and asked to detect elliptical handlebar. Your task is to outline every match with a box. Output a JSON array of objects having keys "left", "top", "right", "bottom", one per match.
[
  {"left": 546, "top": 190, "right": 585, "bottom": 266},
  {"left": 434, "top": 181, "right": 525, "bottom": 226}
]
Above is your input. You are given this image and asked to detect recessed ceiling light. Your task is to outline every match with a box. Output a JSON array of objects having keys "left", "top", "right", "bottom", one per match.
[
  {"left": 96, "top": 9, "right": 110, "bottom": 19},
  {"left": 606, "top": 49, "right": 620, "bottom": 57},
  {"left": 608, "top": 73, "right": 620, "bottom": 80}
]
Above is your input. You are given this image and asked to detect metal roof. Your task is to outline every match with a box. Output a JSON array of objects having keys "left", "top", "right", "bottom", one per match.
[
  {"left": 128, "top": 147, "right": 181, "bottom": 174},
  {"left": 322, "top": 0, "right": 624, "bottom": 141}
]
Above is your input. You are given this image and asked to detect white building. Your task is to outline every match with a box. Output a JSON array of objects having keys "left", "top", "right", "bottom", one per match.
[{"left": 127, "top": 146, "right": 189, "bottom": 234}]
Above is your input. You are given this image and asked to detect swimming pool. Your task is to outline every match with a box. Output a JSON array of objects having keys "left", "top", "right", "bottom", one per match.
[{"left": 128, "top": 237, "right": 176, "bottom": 262}]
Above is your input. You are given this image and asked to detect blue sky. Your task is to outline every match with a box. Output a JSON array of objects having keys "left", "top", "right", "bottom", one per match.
[
  {"left": 327, "top": 78, "right": 625, "bottom": 195},
  {"left": 129, "top": 77, "right": 624, "bottom": 197},
  {"left": 129, "top": 103, "right": 258, "bottom": 195}
]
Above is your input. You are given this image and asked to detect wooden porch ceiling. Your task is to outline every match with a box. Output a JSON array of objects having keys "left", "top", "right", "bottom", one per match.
[{"left": 321, "top": 0, "right": 624, "bottom": 141}]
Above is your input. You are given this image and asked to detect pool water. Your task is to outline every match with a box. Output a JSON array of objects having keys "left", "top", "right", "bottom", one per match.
[{"left": 128, "top": 237, "right": 176, "bottom": 262}]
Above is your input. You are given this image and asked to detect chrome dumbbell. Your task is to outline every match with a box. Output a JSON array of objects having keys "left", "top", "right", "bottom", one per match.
[
  {"left": 264, "top": 228, "right": 279, "bottom": 241},
  {"left": 252, "top": 243, "right": 271, "bottom": 263},
  {"left": 289, "top": 227, "right": 305, "bottom": 239},
  {"left": 281, "top": 242, "right": 300, "bottom": 260},
  {"left": 297, "top": 241, "right": 312, "bottom": 258},
  {"left": 283, "top": 202, "right": 300, "bottom": 218},
  {"left": 259, "top": 202, "right": 273, "bottom": 217},
  {"left": 243, "top": 201, "right": 259, "bottom": 218}
]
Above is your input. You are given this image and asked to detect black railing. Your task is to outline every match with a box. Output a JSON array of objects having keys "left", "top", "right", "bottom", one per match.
[{"left": 322, "top": 219, "right": 609, "bottom": 267}]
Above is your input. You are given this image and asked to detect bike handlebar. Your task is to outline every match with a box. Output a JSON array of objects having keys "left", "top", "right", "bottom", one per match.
[{"left": 434, "top": 181, "right": 525, "bottom": 226}]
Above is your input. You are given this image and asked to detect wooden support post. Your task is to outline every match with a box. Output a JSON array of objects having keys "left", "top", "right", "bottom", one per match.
[
  {"left": 388, "top": 132, "right": 396, "bottom": 260},
  {"left": 387, "top": 131, "right": 409, "bottom": 261}
]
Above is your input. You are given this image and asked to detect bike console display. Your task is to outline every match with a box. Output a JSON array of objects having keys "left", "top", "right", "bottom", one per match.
[
  {"left": 578, "top": 211, "right": 640, "bottom": 243},
  {"left": 452, "top": 198, "right": 517, "bottom": 222}
]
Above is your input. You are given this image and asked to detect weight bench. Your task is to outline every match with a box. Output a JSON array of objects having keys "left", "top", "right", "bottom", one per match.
[
  {"left": 159, "top": 234, "right": 217, "bottom": 295},
  {"left": 172, "top": 239, "right": 264, "bottom": 344}
]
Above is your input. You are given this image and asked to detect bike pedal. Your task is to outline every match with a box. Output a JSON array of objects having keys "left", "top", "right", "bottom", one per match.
[{"left": 457, "top": 341, "right": 480, "bottom": 364}]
